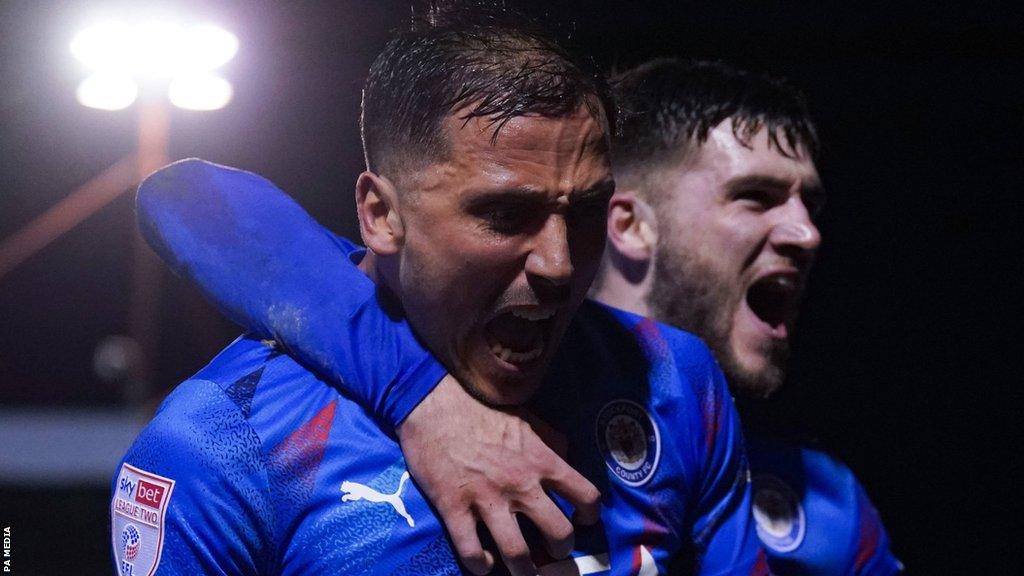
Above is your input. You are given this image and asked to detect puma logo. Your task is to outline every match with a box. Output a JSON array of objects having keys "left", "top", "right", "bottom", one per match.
[{"left": 340, "top": 470, "right": 415, "bottom": 527}]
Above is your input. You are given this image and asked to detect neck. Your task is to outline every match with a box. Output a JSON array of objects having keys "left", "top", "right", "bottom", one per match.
[
  {"left": 357, "top": 250, "right": 380, "bottom": 283},
  {"left": 591, "top": 254, "right": 654, "bottom": 318},
  {"left": 356, "top": 250, "right": 408, "bottom": 319}
]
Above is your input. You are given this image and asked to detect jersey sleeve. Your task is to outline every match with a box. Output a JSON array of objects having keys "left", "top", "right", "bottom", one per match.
[
  {"left": 136, "top": 158, "right": 446, "bottom": 428},
  {"left": 683, "top": 346, "right": 766, "bottom": 575},
  {"left": 850, "top": 478, "right": 903, "bottom": 575},
  {"left": 110, "top": 379, "right": 275, "bottom": 575}
]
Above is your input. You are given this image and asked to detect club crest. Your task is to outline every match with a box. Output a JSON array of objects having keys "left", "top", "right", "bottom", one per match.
[
  {"left": 596, "top": 400, "right": 660, "bottom": 486},
  {"left": 752, "top": 474, "right": 806, "bottom": 553}
]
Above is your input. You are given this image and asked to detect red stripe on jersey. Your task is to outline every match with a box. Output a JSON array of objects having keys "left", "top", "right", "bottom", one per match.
[
  {"left": 853, "top": 495, "right": 882, "bottom": 570},
  {"left": 268, "top": 400, "right": 337, "bottom": 494},
  {"left": 751, "top": 549, "right": 771, "bottom": 575}
]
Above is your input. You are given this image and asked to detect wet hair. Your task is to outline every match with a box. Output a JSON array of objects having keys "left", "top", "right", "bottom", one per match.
[
  {"left": 360, "top": 3, "right": 612, "bottom": 180},
  {"left": 611, "top": 58, "right": 819, "bottom": 186}
]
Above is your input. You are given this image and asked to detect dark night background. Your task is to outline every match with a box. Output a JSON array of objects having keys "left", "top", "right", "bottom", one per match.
[{"left": 0, "top": 0, "right": 1019, "bottom": 573}]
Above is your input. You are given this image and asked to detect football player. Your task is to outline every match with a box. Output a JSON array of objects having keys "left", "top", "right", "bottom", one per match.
[
  {"left": 135, "top": 57, "right": 903, "bottom": 575},
  {"left": 114, "top": 10, "right": 763, "bottom": 576},
  {"left": 593, "top": 59, "right": 901, "bottom": 574}
]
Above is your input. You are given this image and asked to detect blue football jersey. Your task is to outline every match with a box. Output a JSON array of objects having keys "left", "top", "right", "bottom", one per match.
[
  {"left": 125, "top": 160, "right": 766, "bottom": 573},
  {"left": 112, "top": 303, "right": 766, "bottom": 575},
  {"left": 745, "top": 434, "right": 902, "bottom": 575},
  {"left": 134, "top": 159, "right": 902, "bottom": 575}
]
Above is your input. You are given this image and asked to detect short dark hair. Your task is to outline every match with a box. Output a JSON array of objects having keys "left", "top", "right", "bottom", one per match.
[
  {"left": 611, "top": 58, "right": 819, "bottom": 188},
  {"left": 361, "top": 4, "right": 612, "bottom": 180}
]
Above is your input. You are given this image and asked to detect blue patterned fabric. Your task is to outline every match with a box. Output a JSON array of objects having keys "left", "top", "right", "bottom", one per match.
[
  {"left": 745, "top": 434, "right": 903, "bottom": 575},
  {"left": 119, "top": 159, "right": 770, "bottom": 574}
]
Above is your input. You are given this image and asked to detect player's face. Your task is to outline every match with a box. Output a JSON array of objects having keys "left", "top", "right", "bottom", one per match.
[
  {"left": 395, "top": 105, "right": 613, "bottom": 405},
  {"left": 649, "top": 121, "right": 823, "bottom": 398}
]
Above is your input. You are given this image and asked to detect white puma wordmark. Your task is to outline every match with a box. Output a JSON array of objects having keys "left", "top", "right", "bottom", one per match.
[{"left": 340, "top": 470, "right": 415, "bottom": 527}]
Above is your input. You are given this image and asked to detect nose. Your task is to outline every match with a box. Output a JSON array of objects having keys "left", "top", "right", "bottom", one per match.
[
  {"left": 525, "top": 216, "right": 573, "bottom": 297},
  {"left": 769, "top": 197, "right": 821, "bottom": 259}
]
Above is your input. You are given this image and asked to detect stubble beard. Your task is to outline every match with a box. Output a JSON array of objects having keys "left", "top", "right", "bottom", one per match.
[{"left": 647, "top": 236, "right": 788, "bottom": 400}]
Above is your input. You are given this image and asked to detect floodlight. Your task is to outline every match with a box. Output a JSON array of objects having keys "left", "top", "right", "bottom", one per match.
[
  {"left": 71, "top": 19, "right": 237, "bottom": 111},
  {"left": 71, "top": 21, "right": 237, "bottom": 78},
  {"left": 179, "top": 24, "right": 239, "bottom": 71},
  {"left": 168, "top": 73, "right": 233, "bottom": 111},
  {"left": 76, "top": 72, "right": 138, "bottom": 110},
  {"left": 70, "top": 21, "right": 134, "bottom": 72},
  {"left": 131, "top": 20, "right": 184, "bottom": 79}
]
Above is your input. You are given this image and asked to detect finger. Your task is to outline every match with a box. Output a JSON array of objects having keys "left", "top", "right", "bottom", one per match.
[
  {"left": 515, "top": 490, "right": 575, "bottom": 559},
  {"left": 544, "top": 459, "right": 602, "bottom": 526},
  {"left": 442, "top": 508, "right": 494, "bottom": 575},
  {"left": 479, "top": 505, "right": 537, "bottom": 576}
]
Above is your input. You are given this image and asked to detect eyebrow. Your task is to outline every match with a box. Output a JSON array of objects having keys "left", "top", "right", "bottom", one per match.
[
  {"left": 462, "top": 187, "right": 549, "bottom": 210},
  {"left": 572, "top": 179, "right": 616, "bottom": 204},
  {"left": 725, "top": 174, "right": 826, "bottom": 198},
  {"left": 464, "top": 179, "right": 616, "bottom": 209}
]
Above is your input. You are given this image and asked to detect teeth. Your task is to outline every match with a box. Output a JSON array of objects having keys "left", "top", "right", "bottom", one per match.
[
  {"left": 760, "top": 275, "right": 797, "bottom": 292},
  {"left": 508, "top": 347, "right": 542, "bottom": 363},
  {"left": 511, "top": 307, "right": 556, "bottom": 321},
  {"left": 774, "top": 276, "right": 796, "bottom": 289},
  {"left": 490, "top": 341, "right": 544, "bottom": 364}
]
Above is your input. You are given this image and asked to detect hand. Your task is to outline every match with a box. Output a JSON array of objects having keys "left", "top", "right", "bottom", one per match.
[{"left": 398, "top": 375, "right": 601, "bottom": 575}]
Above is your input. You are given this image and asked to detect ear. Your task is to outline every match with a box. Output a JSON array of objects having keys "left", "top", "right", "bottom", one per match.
[
  {"left": 606, "top": 191, "right": 657, "bottom": 262},
  {"left": 355, "top": 171, "right": 404, "bottom": 255}
]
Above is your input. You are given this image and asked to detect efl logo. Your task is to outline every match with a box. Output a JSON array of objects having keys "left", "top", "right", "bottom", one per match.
[{"left": 135, "top": 480, "right": 166, "bottom": 509}]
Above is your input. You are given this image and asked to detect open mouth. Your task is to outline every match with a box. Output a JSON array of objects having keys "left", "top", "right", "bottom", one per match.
[
  {"left": 745, "top": 273, "right": 801, "bottom": 334},
  {"left": 483, "top": 306, "right": 557, "bottom": 366}
]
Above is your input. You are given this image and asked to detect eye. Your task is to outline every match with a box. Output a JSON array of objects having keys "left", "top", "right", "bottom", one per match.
[
  {"left": 480, "top": 204, "right": 534, "bottom": 235},
  {"left": 567, "top": 184, "right": 613, "bottom": 228},
  {"left": 566, "top": 199, "right": 607, "bottom": 228},
  {"left": 734, "top": 189, "right": 776, "bottom": 210}
]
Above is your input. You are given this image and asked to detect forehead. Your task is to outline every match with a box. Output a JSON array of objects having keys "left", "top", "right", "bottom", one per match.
[
  {"left": 423, "top": 105, "right": 611, "bottom": 195},
  {"left": 685, "top": 119, "right": 820, "bottom": 187}
]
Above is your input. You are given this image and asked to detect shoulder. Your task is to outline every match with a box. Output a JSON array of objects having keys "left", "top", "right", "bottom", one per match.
[
  {"left": 116, "top": 378, "right": 267, "bottom": 512},
  {"left": 128, "top": 336, "right": 343, "bottom": 471},
  {"left": 567, "top": 300, "right": 738, "bottom": 472},
  {"left": 746, "top": 434, "right": 857, "bottom": 490},
  {"left": 571, "top": 300, "right": 720, "bottom": 377},
  {"left": 745, "top": 433, "right": 902, "bottom": 573},
  {"left": 113, "top": 339, "right": 288, "bottom": 574},
  {"left": 120, "top": 338, "right": 278, "bottom": 488},
  {"left": 113, "top": 337, "right": 331, "bottom": 574},
  {"left": 568, "top": 300, "right": 729, "bottom": 427}
]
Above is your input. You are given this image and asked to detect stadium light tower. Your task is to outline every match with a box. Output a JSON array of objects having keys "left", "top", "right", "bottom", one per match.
[{"left": 68, "top": 18, "right": 238, "bottom": 401}]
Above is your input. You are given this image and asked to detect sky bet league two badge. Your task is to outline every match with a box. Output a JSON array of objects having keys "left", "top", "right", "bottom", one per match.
[{"left": 111, "top": 463, "right": 175, "bottom": 576}]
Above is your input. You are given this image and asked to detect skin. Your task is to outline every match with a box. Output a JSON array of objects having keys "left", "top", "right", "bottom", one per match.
[
  {"left": 398, "top": 376, "right": 593, "bottom": 574},
  {"left": 357, "top": 104, "right": 614, "bottom": 574},
  {"left": 359, "top": 106, "right": 614, "bottom": 405},
  {"left": 595, "top": 119, "right": 824, "bottom": 398}
]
